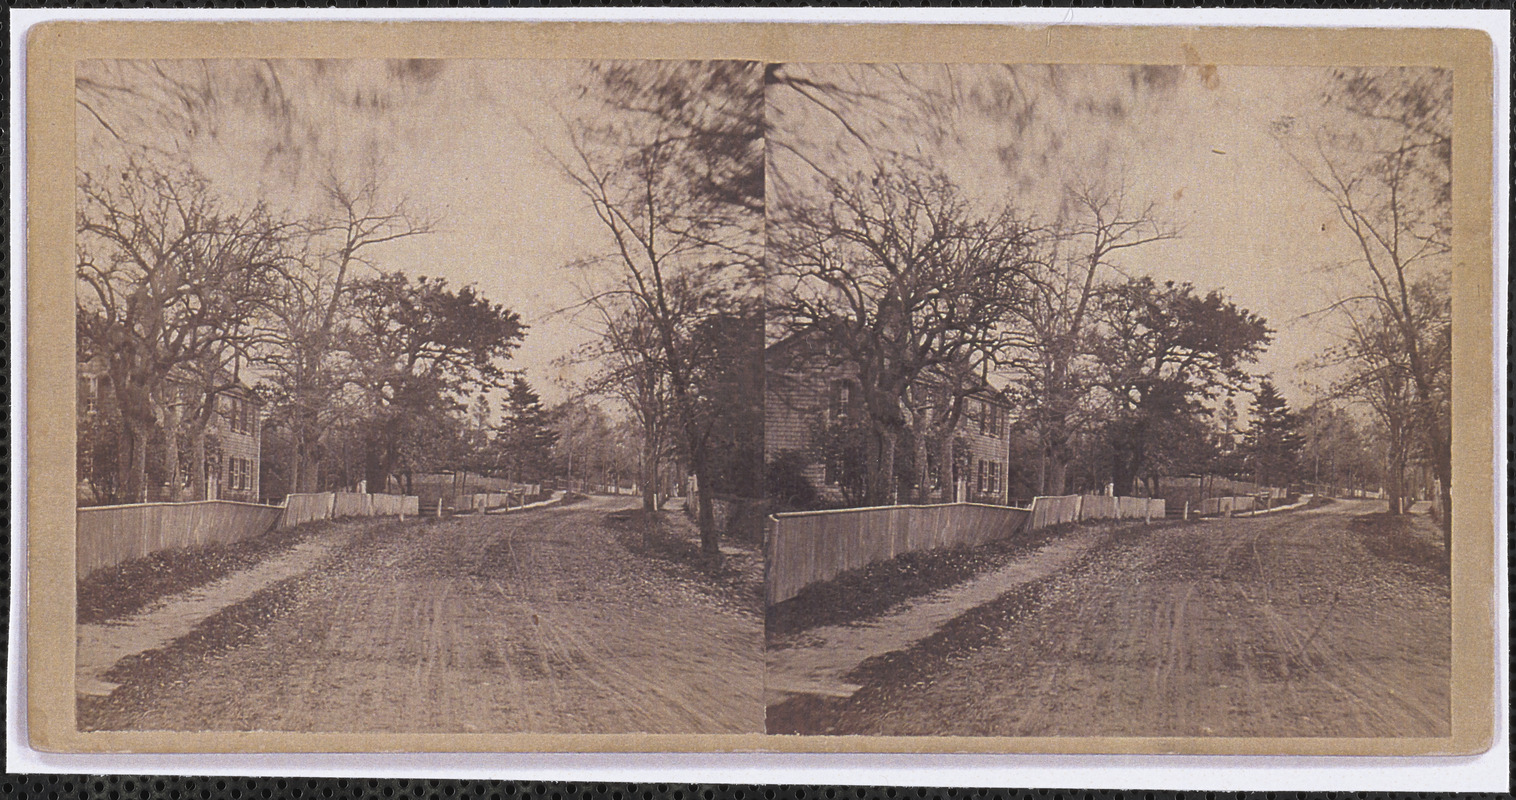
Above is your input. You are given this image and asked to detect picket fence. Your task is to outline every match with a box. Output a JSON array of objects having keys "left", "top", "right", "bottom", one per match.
[
  {"left": 79, "top": 491, "right": 420, "bottom": 581},
  {"left": 766, "top": 502, "right": 1030, "bottom": 606},
  {"left": 1026, "top": 494, "right": 1166, "bottom": 531}
]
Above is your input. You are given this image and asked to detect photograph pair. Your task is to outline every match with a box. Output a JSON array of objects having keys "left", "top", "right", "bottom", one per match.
[{"left": 23, "top": 21, "right": 1497, "bottom": 760}]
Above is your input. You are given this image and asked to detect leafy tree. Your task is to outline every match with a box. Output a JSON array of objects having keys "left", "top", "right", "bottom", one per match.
[
  {"left": 495, "top": 377, "right": 560, "bottom": 485},
  {"left": 1092, "top": 277, "right": 1272, "bottom": 495},
  {"left": 805, "top": 412, "right": 875, "bottom": 509},
  {"left": 1241, "top": 380, "right": 1306, "bottom": 490},
  {"left": 686, "top": 303, "right": 765, "bottom": 497},
  {"left": 764, "top": 451, "right": 821, "bottom": 511},
  {"left": 344, "top": 273, "right": 524, "bottom": 491}
]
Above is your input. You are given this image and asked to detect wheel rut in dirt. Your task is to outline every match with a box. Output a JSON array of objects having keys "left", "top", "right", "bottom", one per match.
[
  {"left": 81, "top": 496, "right": 764, "bottom": 734},
  {"left": 768, "top": 500, "right": 1450, "bottom": 738}
]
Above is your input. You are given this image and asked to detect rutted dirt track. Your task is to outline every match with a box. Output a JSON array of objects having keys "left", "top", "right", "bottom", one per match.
[
  {"left": 79, "top": 495, "right": 764, "bottom": 734},
  {"left": 769, "top": 500, "right": 1450, "bottom": 738}
]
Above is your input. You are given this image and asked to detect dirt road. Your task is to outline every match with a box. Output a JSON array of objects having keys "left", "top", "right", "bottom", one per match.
[
  {"left": 80, "top": 495, "right": 764, "bottom": 734},
  {"left": 769, "top": 500, "right": 1450, "bottom": 738}
]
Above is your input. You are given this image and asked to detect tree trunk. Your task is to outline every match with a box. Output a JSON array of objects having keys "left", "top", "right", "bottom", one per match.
[
  {"left": 640, "top": 439, "right": 657, "bottom": 512},
  {"left": 862, "top": 425, "right": 900, "bottom": 507},
  {"left": 1427, "top": 428, "right": 1452, "bottom": 556},
  {"left": 936, "top": 430, "right": 956, "bottom": 504},
  {"left": 692, "top": 446, "right": 719, "bottom": 559},
  {"left": 162, "top": 405, "right": 182, "bottom": 502},
  {"left": 118, "top": 416, "right": 153, "bottom": 504},
  {"left": 189, "top": 424, "right": 207, "bottom": 501},
  {"left": 1045, "top": 451, "right": 1069, "bottom": 496},
  {"left": 910, "top": 420, "right": 933, "bottom": 504}
]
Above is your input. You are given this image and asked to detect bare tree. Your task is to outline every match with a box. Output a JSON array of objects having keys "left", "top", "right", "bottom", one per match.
[
  {"left": 1004, "top": 176, "right": 1180, "bottom": 495},
  {"left": 770, "top": 158, "right": 1038, "bottom": 505},
  {"left": 1277, "top": 67, "right": 1452, "bottom": 543},
  {"left": 567, "top": 289, "right": 678, "bottom": 512},
  {"left": 552, "top": 61, "right": 763, "bottom": 557},
  {"left": 76, "top": 158, "right": 290, "bottom": 501},
  {"left": 255, "top": 172, "right": 434, "bottom": 493}
]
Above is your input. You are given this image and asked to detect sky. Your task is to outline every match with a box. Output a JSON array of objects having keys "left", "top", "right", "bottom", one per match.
[
  {"left": 766, "top": 63, "right": 1399, "bottom": 408},
  {"left": 77, "top": 59, "right": 612, "bottom": 411},
  {"left": 77, "top": 59, "right": 1438, "bottom": 414}
]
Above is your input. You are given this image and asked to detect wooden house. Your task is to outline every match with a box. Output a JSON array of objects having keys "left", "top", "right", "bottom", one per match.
[
  {"left": 765, "top": 333, "right": 1014, "bottom": 507},
  {"left": 77, "top": 358, "right": 264, "bottom": 504}
]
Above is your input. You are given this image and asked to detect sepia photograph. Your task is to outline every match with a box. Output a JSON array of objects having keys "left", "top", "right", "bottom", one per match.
[
  {"left": 761, "top": 63, "right": 1454, "bottom": 738},
  {"left": 15, "top": 17, "right": 1499, "bottom": 769},
  {"left": 71, "top": 58, "right": 765, "bottom": 734}
]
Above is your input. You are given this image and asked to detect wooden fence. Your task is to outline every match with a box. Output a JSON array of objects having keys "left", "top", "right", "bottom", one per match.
[
  {"left": 1026, "top": 494, "right": 1166, "bottom": 531},
  {"left": 280, "top": 492, "right": 335, "bottom": 527},
  {"left": 766, "top": 502, "right": 1030, "bottom": 606},
  {"left": 1156, "top": 476, "right": 1288, "bottom": 515},
  {"left": 80, "top": 491, "right": 422, "bottom": 581},
  {"left": 283, "top": 491, "right": 420, "bottom": 523},
  {"left": 466, "top": 491, "right": 525, "bottom": 512},
  {"left": 77, "top": 500, "right": 285, "bottom": 580},
  {"left": 1199, "top": 495, "right": 1256, "bottom": 516}
]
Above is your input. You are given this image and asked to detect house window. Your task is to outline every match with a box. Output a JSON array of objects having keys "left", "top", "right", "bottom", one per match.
[
  {"left": 224, "top": 396, "right": 256, "bottom": 436},
  {"left": 987, "top": 461, "right": 1001, "bottom": 497},
  {"left": 79, "top": 376, "right": 99, "bottom": 414},
  {"left": 226, "top": 457, "right": 251, "bottom": 492},
  {"left": 829, "top": 379, "right": 853, "bottom": 422},
  {"left": 978, "top": 402, "right": 1003, "bottom": 438},
  {"left": 976, "top": 459, "right": 987, "bottom": 495}
]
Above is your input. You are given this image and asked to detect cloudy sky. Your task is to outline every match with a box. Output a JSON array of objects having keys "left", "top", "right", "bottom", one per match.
[
  {"left": 79, "top": 60, "right": 1423, "bottom": 410},
  {"left": 767, "top": 63, "right": 1387, "bottom": 405},
  {"left": 78, "top": 59, "right": 611, "bottom": 407}
]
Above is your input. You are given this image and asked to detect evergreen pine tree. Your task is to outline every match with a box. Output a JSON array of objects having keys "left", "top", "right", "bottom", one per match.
[
  {"left": 495, "top": 377, "right": 559, "bottom": 485},
  {"left": 1242, "top": 380, "right": 1305, "bottom": 490}
]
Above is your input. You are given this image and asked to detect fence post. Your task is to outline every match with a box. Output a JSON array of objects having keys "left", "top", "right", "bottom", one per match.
[
  {"left": 1184, "top": 501, "right": 1189, "bottom": 521},
  {"left": 436, "top": 498, "right": 443, "bottom": 519}
]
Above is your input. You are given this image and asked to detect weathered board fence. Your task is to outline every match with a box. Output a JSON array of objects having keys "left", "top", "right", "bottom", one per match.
[
  {"left": 79, "top": 491, "right": 421, "bottom": 580},
  {"left": 1025, "top": 494, "right": 1166, "bottom": 531},
  {"left": 466, "top": 491, "right": 531, "bottom": 512},
  {"left": 77, "top": 500, "right": 284, "bottom": 581},
  {"left": 766, "top": 502, "right": 1031, "bottom": 606},
  {"left": 1155, "top": 476, "right": 1288, "bottom": 516},
  {"left": 1199, "top": 495, "right": 1256, "bottom": 516},
  {"left": 281, "top": 491, "right": 420, "bottom": 527}
]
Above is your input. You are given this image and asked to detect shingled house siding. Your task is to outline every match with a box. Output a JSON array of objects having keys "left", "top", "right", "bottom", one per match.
[
  {"left": 957, "top": 397, "right": 1012, "bottom": 505},
  {"left": 764, "top": 340, "right": 1014, "bottom": 506},
  {"left": 764, "top": 360, "right": 856, "bottom": 502},
  {"left": 215, "top": 392, "right": 262, "bottom": 503}
]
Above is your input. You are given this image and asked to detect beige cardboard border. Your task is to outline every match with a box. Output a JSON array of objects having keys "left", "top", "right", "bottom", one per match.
[{"left": 24, "top": 21, "right": 1498, "bottom": 757}]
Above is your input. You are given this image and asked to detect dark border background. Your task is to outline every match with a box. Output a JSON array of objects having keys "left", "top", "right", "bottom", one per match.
[{"left": 4, "top": 2, "right": 1508, "bottom": 797}]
